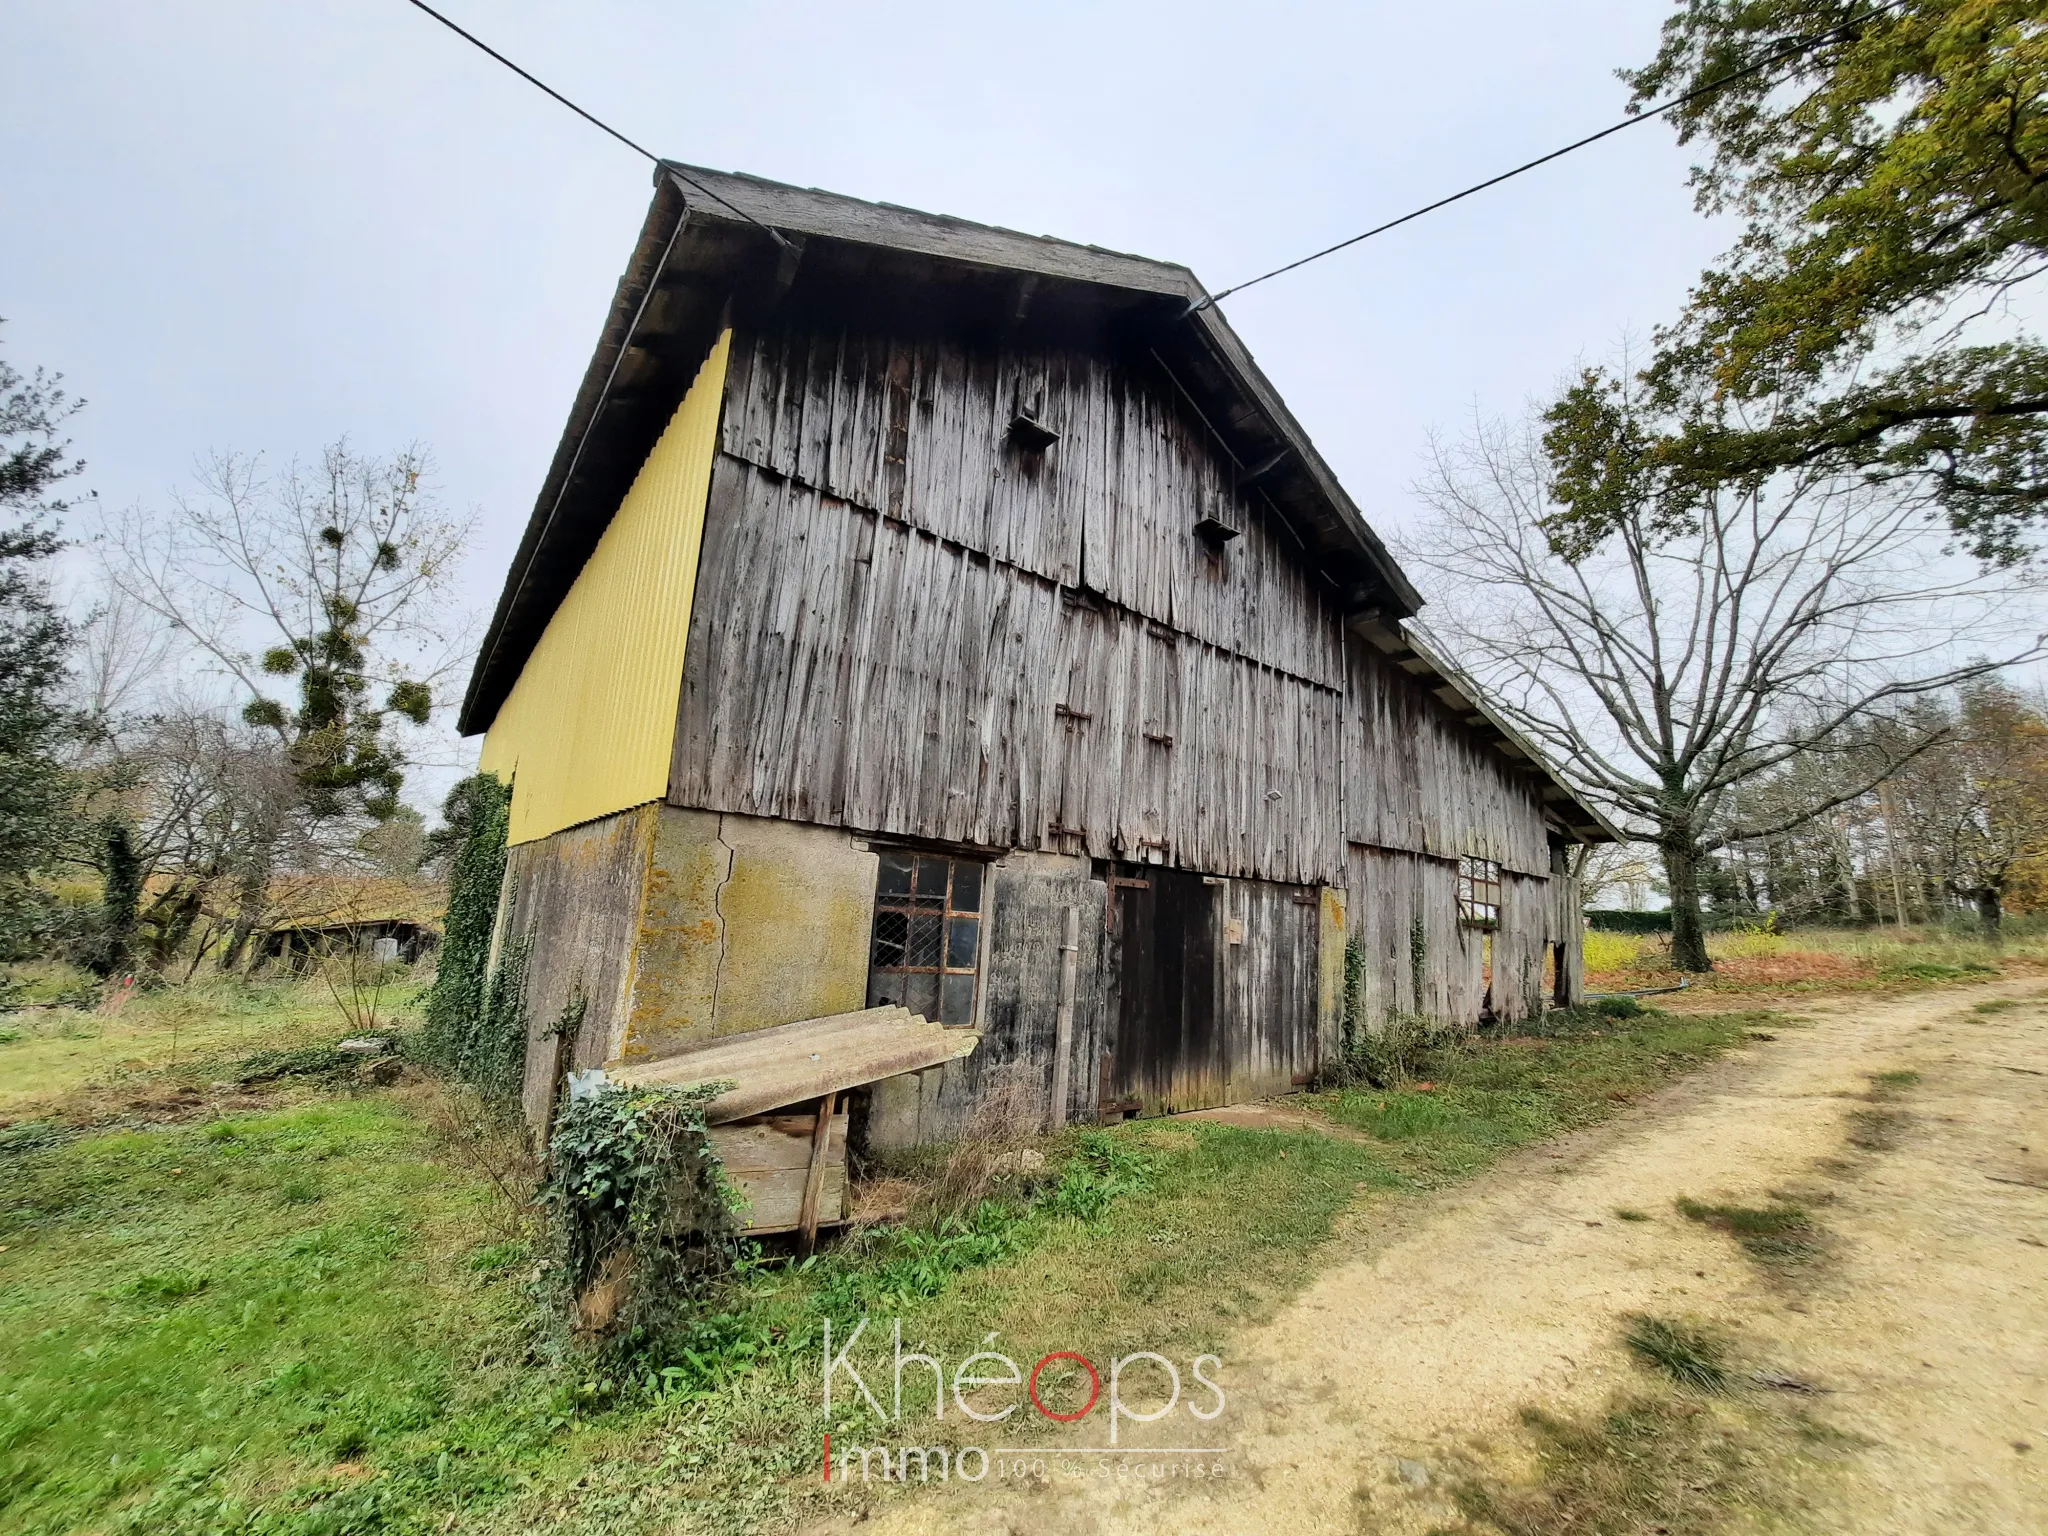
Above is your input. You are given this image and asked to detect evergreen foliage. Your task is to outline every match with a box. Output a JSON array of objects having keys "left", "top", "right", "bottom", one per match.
[
  {"left": 418, "top": 773, "right": 525, "bottom": 1100},
  {"left": 0, "top": 328, "right": 84, "bottom": 961},
  {"left": 542, "top": 1079, "right": 739, "bottom": 1351},
  {"left": 88, "top": 820, "right": 142, "bottom": 978}
]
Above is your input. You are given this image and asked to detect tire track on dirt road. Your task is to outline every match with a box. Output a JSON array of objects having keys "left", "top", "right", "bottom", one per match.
[{"left": 807, "top": 983, "right": 2048, "bottom": 1535}]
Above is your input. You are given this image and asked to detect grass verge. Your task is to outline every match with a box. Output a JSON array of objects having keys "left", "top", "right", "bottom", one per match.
[
  {"left": 1311, "top": 1010, "right": 1770, "bottom": 1184},
  {"left": 2, "top": 1006, "right": 1769, "bottom": 1535}
]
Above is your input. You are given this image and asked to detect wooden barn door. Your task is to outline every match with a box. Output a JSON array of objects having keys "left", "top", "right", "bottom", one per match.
[
  {"left": 1216, "top": 879, "right": 1323, "bottom": 1101},
  {"left": 1102, "top": 866, "right": 1224, "bottom": 1116}
]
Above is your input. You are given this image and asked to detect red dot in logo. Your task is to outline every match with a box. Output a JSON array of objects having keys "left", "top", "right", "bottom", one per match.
[{"left": 1029, "top": 1352, "right": 1101, "bottom": 1421}]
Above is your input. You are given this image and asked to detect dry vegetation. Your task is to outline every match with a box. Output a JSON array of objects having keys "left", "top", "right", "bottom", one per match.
[{"left": 1582, "top": 921, "right": 2048, "bottom": 997}]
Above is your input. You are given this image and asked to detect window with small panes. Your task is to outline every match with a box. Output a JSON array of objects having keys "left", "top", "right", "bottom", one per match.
[
  {"left": 866, "top": 851, "right": 985, "bottom": 1026},
  {"left": 1457, "top": 855, "right": 1501, "bottom": 928}
]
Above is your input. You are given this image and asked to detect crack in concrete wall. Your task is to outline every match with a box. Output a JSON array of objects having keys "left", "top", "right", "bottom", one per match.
[{"left": 707, "top": 814, "right": 737, "bottom": 1029}]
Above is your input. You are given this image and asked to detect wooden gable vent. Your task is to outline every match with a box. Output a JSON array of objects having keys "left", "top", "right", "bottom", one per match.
[
  {"left": 1007, "top": 411, "right": 1060, "bottom": 451},
  {"left": 1193, "top": 514, "right": 1241, "bottom": 548}
]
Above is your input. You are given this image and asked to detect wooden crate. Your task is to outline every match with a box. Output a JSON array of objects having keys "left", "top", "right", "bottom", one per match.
[{"left": 708, "top": 1103, "right": 847, "bottom": 1237}]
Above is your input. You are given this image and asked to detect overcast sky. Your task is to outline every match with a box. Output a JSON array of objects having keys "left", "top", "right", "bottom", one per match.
[{"left": 4, "top": 0, "right": 1734, "bottom": 800}]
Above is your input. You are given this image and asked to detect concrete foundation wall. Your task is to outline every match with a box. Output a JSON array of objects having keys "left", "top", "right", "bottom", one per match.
[
  {"left": 507, "top": 804, "right": 877, "bottom": 1129},
  {"left": 621, "top": 808, "right": 876, "bottom": 1060},
  {"left": 500, "top": 804, "right": 660, "bottom": 1129}
]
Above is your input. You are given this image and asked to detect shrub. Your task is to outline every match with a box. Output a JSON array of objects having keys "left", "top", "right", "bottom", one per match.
[
  {"left": 1581, "top": 929, "right": 1643, "bottom": 974},
  {"left": 542, "top": 1079, "right": 738, "bottom": 1351},
  {"left": 1591, "top": 994, "right": 1646, "bottom": 1019},
  {"left": 1322, "top": 1010, "right": 1466, "bottom": 1088},
  {"left": 416, "top": 773, "right": 526, "bottom": 1103}
]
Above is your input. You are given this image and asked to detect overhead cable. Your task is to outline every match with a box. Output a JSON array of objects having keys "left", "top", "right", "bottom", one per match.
[
  {"left": 1190, "top": 1, "right": 1904, "bottom": 311},
  {"left": 398, "top": 0, "right": 788, "bottom": 246}
]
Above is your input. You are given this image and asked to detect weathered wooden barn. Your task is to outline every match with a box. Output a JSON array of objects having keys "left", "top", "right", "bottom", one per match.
[{"left": 460, "top": 164, "right": 1614, "bottom": 1145}]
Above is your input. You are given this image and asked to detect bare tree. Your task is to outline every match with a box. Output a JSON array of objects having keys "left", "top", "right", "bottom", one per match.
[
  {"left": 1579, "top": 843, "right": 1666, "bottom": 913},
  {"left": 65, "top": 583, "right": 176, "bottom": 748},
  {"left": 1407, "top": 408, "right": 2042, "bottom": 971},
  {"left": 107, "top": 442, "right": 472, "bottom": 965},
  {"left": 1896, "top": 680, "right": 2048, "bottom": 937}
]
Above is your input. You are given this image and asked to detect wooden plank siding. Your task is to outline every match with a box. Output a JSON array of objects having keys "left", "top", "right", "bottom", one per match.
[
  {"left": 671, "top": 460, "right": 1348, "bottom": 884},
  {"left": 676, "top": 324, "right": 1553, "bottom": 886},
  {"left": 718, "top": 323, "right": 1347, "bottom": 690},
  {"left": 668, "top": 315, "right": 1579, "bottom": 1053}
]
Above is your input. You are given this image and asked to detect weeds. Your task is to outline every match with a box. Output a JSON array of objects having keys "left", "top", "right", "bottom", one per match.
[
  {"left": 1676, "top": 1195, "right": 1822, "bottom": 1268},
  {"left": 1449, "top": 1393, "right": 1764, "bottom": 1536},
  {"left": 1846, "top": 1069, "right": 1917, "bottom": 1151},
  {"left": 918, "top": 1066, "right": 1043, "bottom": 1218},
  {"left": 1846, "top": 1108, "right": 1907, "bottom": 1151},
  {"left": 1613, "top": 1206, "right": 1650, "bottom": 1222},
  {"left": 1047, "top": 1130, "right": 1157, "bottom": 1219},
  {"left": 542, "top": 1079, "right": 737, "bottom": 1347},
  {"left": 1623, "top": 1314, "right": 1732, "bottom": 1394},
  {"left": 1323, "top": 1010, "right": 1467, "bottom": 1087},
  {"left": 1526, "top": 996, "right": 1646, "bottom": 1036}
]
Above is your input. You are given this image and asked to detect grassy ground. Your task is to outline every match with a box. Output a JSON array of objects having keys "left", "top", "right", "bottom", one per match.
[
  {"left": 0, "top": 973, "right": 1776, "bottom": 1536},
  {"left": 1582, "top": 920, "right": 2048, "bottom": 997},
  {"left": 0, "top": 967, "right": 356, "bottom": 1119},
  {"left": 1309, "top": 1009, "right": 1764, "bottom": 1185}
]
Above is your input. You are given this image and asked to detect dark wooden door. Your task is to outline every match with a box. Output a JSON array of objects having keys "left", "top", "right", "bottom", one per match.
[
  {"left": 1104, "top": 866, "right": 1224, "bottom": 1115},
  {"left": 1216, "top": 879, "right": 1323, "bottom": 1100}
]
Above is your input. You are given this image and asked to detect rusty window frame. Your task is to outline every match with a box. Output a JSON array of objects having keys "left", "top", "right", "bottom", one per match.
[
  {"left": 1458, "top": 855, "right": 1501, "bottom": 929},
  {"left": 867, "top": 851, "right": 986, "bottom": 1026}
]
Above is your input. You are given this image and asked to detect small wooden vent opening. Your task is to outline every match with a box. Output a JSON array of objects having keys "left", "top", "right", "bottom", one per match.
[
  {"left": 1007, "top": 413, "right": 1060, "bottom": 451},
  {"left": 1193, "top": 515, "right": 1241, "bottom": 549}
]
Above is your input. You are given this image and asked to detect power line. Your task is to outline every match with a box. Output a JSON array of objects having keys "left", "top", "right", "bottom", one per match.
[
  {"left": 398, "top": 0, "right": 788, "bottom": 246},
  {"left": 1192, "top": 1, "right": 1903, "bottom": 311}
]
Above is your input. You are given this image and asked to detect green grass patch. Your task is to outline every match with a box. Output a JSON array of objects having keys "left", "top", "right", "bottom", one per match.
[
  {"left": 1450, "top": 1392, "right": 1773, "bottom": 1536},
  {"left": 1675, "top": 1195, "right": 1822, "bottom": 1269},
  {"left": 1880, "top": 959, "right": 1997, "bottom": 983},
  {"left": 0, "top": 1099, "right": 560, "bottom": 1536},
  {"left": 1313, "top": 1011, "right": 1765, "bottom": 1184},
  {"left": 0, "top": 1006, "right": 1772, "bottom": 1536},
  {"left": 0, "top": 976, "right": 352, "bottom": 1119},
  {"left": 1622, "top": 1315, "right": 1732, "bottom": 1394}
]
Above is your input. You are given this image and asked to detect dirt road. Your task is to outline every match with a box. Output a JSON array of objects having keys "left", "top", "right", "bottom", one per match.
[{"left": 819, "top": 983, "right": 2048, "bottom": 1535}]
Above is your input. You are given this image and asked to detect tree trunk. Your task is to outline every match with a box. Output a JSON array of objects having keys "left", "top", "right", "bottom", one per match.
[
  {"left": 219, "top": 846, "right": 275, "bottom": 973},
  {"left": 1661, "top": 836, "right": 1714, "bottom": 973},
  {"left": 1976, "top": 886, "right": 2003, "bottom": 940}
]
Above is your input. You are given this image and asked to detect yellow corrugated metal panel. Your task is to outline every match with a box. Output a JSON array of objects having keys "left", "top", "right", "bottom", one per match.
[{"left": 479, "top": 331, "right": 731, "bottom": 846}]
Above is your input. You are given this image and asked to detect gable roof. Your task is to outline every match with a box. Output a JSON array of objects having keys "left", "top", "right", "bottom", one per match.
[{"left": 461, "top": 162, "right": 1617, "bottom": 846}]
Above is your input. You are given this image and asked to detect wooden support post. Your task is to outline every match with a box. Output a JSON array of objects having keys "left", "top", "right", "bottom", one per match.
[
  {"left": 798, "top": 1090, "right": 837, "bottom": 1255},
  {"left": 1049, "top": 905, "right": 1080, "bottom": 1129}
]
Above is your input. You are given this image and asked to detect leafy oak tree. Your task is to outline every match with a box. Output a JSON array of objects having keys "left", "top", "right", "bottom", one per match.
[{"left": 1564, "top": 1, "right": 2048, "bottom": 563}]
